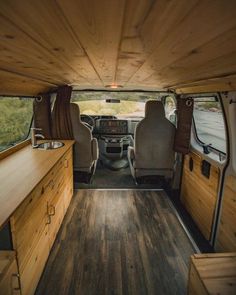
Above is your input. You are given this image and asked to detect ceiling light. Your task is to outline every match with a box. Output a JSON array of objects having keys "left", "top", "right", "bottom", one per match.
[{"left": 105, "top": 84, "right": 123, "bottom": 89}]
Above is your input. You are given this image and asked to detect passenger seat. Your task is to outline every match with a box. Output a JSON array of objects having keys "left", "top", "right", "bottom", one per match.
[{"left": 128, "top": 100, "right": 176, "bottom": 181}]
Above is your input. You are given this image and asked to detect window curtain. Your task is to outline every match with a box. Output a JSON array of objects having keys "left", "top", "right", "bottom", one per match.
[
  {"left": 33, "top": 93, "right": 52, "bottom": 139},
  {"left": 52, "top": 85, "right": 73, "bottom": 139},
  {"left": 173, "top": 97, "right": 194, "bottom": 154}
]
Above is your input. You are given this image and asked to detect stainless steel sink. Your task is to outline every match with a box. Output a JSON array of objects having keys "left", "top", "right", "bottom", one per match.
[{"left": 37, "top": 141, "right": 64, "bottom": 150}]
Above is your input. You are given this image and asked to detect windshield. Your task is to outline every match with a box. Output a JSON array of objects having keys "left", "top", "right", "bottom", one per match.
[
  {"left": 71, "top": 91, "right": 172, "bottom": 119},
  {"left": 75, "top": 100, "right": 145, "bottom": 118}
]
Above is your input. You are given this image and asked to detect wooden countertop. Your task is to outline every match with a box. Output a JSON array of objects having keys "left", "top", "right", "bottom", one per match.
[{"left": 0, "top": 140, "right": 74, "bottom": 229}]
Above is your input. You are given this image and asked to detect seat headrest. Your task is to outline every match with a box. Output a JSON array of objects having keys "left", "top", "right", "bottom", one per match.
[
  {"left": 70, "top": 102, "right": 81, "bottom": 121},
  {"left": 145, "top": 100, "right": 165, "bottom": 119}
]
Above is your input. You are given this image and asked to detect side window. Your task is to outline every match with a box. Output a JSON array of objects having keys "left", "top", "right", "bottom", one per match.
[
  {"left": 193, "top": 97, "right": 226, "bottom": 154},
  {"left": 0, "top": 96, "right": 33, "bottom": 152},
  {"left": 164, "top": 96, "right": 177, "bottom": 125}
]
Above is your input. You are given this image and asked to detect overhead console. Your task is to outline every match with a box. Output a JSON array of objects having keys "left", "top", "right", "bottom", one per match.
[{"left": 97, "top": 119, "right": 129, "bottom": 135}]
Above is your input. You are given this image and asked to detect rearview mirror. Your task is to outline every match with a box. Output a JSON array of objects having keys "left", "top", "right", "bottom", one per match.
[{"left": 105, "top": 99, "right": 120, "bottom": 103}]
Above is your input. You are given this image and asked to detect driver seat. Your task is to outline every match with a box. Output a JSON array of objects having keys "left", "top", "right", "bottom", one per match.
[{"left": 70, "top": 103, "right": 98, "bottom": 180}]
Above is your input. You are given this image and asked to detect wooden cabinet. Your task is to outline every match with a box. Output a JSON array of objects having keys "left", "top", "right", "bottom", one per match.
[
  {"left": 0, "top": 251, "right": 21, "bottom": 295},
  {"left": 10, "top": 146, "right": 73, "bottom": 295},
  {"left": 181, "top": 152, "right": 219, "bottom": 240},
  {"left": 188, "top": 253, "right": 236, "bottom": 295}
]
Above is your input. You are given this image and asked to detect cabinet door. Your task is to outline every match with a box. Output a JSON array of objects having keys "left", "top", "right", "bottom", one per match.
[
  {"left": 47, "top": 187, "right": 65, "bottom": 249},
  {"left": 47, "top": 147, "right": 73, "bottom": 247},
  {"left": 10, "top": 173, "right": 53, "bottom": 295},
  {"left": 11, "top": 191, "right": 49, "bottom": 273},
  {"left": 0, "top": 251, "right": 21, "bottom": 295},
  {"left": 62, "top": 148, "right": 73, "bottom": 212},
  {"left": 19, "top": 226, "right": 49, "bottom": 295}
]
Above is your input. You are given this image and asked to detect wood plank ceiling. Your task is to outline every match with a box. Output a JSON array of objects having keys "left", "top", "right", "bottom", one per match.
[{"left": 0, "top": 0, "right": 236, "bottom": 95}]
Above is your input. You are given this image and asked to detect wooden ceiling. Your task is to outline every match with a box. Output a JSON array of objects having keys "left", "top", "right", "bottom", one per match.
[{"left": 1, "top": 0, "right": 236, "bottom": 95}]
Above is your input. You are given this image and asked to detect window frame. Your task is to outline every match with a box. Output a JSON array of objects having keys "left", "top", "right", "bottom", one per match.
[
  {"left": 0, "top": 95, "right": 37, "bottom": 153},
  {"left": 191, "top": 94, "right": 227, "bottom": 156}
]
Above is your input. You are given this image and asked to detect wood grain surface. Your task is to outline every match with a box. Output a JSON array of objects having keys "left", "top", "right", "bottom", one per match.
[
  {"left": 188, "top": 253, "right": 236, "bottom": 295},
  {"left": 0, "top": 0, "right": 236, "bottom": 94},
  {"left": 36, "top": 189, "right": 196, "bottom": 295},
  {"left": 181, "top": 152, "right": 219, "bottom": 240},
  {"left": 216, "top": 175, "right": 236, "bottom": 252}
]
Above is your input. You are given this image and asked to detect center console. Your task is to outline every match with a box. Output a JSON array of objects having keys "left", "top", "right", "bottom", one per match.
[
  {"left": 100, "top": 135, "right": 132, "bottom": 158},
  {"left": 98, "top": 119, "right": 128, "bottom": 135},
  {"left": 95, "top": 119, "right": 134, "bottom": 169}
]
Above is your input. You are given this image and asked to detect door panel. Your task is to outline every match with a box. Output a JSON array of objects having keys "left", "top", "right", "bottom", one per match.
[
  {"left": 181, "top": 151, "right": 220, "bottom": 240},
  {"left": 215, "top": 175, "right": 236, "bottom": 251}
]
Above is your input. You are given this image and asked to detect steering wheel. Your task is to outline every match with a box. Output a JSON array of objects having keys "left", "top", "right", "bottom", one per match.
[{"left": 80, "top": 114, "right": 95, "bottom": 131}]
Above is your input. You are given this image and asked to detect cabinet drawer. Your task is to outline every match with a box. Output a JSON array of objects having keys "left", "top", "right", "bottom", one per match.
[
  {"left": 48, "top": 196, "right": 65, "bottom": 248},
  {"left": 0, "top": 251, "right": 21, "bottom": 295},
  {"left": 20, "top": 227, "right": 49, "bottom": 295},
  {"left": 63, "top": 175, "right": 73, "bottom": 213}
]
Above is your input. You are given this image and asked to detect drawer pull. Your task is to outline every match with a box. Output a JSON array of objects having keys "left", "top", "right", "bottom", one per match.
[
  {"left": 12, "top": 273, "right": 21, "bottom": 291},
  {"left": 48, "top": 205, "right": 56, "bottom": 216}
]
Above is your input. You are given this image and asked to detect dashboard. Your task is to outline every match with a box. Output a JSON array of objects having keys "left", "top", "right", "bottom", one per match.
[
  {"left": 98, "top": 120, "right": 128, "bottom": 134},
  {"left": 81, "top": 115, "right": 140, "bottom": 135}
]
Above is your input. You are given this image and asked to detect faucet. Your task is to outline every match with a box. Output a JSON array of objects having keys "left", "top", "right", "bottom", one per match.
[{"left": 31, "top": 128, "right": 45, "bottom": 148}]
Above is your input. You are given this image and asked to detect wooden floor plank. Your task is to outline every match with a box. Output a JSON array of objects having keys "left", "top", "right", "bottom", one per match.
[{"left": 36, "top": 190, "right": 196, "bottom": 295}]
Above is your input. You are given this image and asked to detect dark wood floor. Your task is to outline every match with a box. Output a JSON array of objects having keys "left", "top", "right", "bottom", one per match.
[{"left": 36, "top": 190, "right": 196, "bottom": 295}]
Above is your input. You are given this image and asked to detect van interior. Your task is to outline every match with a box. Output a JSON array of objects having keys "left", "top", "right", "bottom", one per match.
[{"left": 0, "top": 1, "right": 236, "bottom": 294}]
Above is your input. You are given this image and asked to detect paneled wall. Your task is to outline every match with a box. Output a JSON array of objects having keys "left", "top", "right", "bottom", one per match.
[
  {"left": 181, "top": 152, "right": 220, "bottom": 240},
  {"left": 215, "top": 175, "right": 236, "bottom": 252}
]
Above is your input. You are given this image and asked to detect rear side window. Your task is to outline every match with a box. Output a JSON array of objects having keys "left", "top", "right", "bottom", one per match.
[
  {"left": 164, "top": 96, "right": 177, "bottom": 125},
  {"left": 0, "top": 96, "right": 33, "bottom": 152},
  {"left": 193, "top": 97, "right": 226, "bottom": 154}
]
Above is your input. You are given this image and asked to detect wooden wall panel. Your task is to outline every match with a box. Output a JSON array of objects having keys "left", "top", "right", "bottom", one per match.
[
  {"left": 216, "top": 175, "right": 236, "bottom": 252},
  {"left": 0, "top": 70, "right": 56, "bottom": 96},
  {"left": 181, "top": 152, "right": 220, "bottom": 240},
  {"left": 175, "top": 75, "right": 236, "bottom": 94},
  {"left": 0, "top": 0, "right": 236, "bottom": 94}
]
